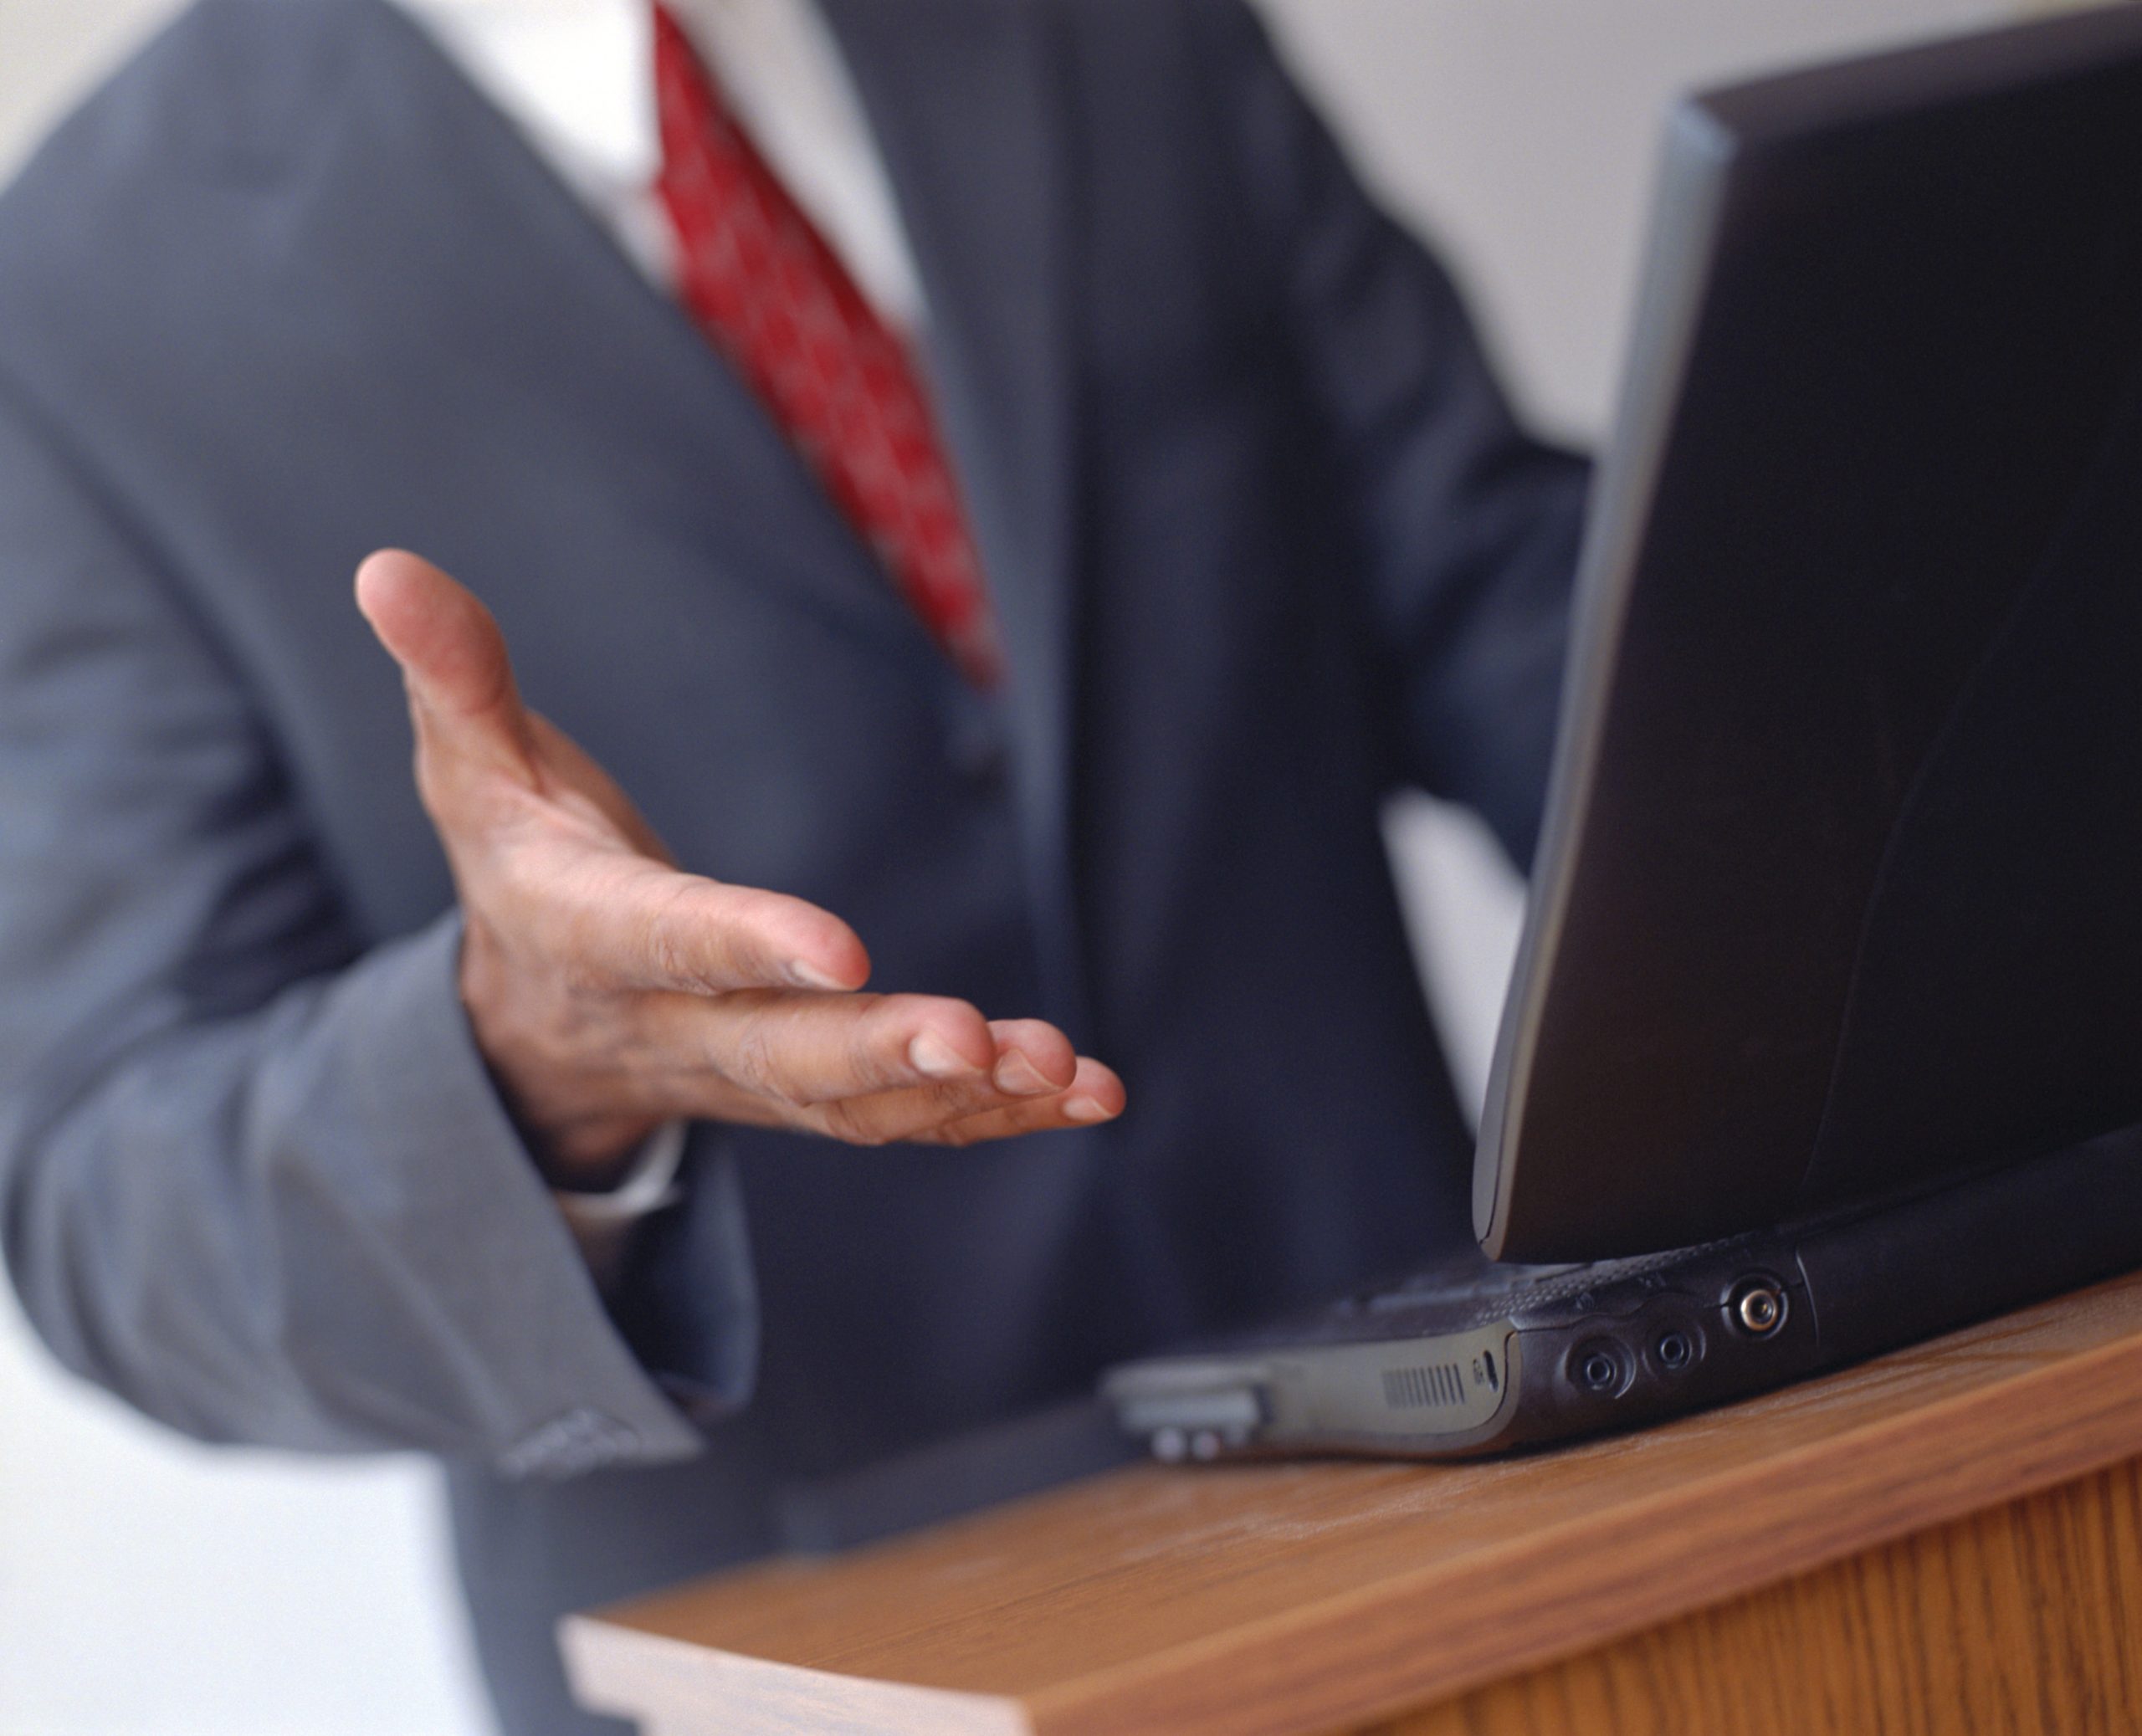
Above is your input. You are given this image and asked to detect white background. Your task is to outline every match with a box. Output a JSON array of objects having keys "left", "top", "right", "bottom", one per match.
[{"left": 0, "top": 0, "right": 2063, "bottom": 1730}]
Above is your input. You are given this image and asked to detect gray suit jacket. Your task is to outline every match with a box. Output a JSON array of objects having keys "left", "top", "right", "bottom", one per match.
[{"left": 0, "top": 1, "right": 1587, "bottom": 1728}]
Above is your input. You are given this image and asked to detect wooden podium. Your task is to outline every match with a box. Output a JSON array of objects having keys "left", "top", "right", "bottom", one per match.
[{"left": 562, "top": 1269, "right": 2142, "bottom": 1735}]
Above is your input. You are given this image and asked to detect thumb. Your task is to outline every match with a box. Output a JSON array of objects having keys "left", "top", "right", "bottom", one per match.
[{"left": 356, "top": 549, "right": 537, "bottom": 786}]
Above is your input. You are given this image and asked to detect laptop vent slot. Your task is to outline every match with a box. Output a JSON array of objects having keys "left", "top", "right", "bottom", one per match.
[{"left": 1382, "top": 1363, "right": 1467, "bottom": 1409}]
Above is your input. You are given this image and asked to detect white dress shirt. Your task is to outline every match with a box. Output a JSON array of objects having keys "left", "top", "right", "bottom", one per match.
[
  {"left": 386, "top": 0, "right": 930, "bottom": 1253},
  {"left": 390, "top": 0, "right": 927, "bottom": 329}
]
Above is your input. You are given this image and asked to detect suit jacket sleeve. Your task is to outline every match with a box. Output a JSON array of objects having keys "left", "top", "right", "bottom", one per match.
[
  {"left": 1200, "top": 2, "right": 1592, "bottom": 869},
  {"left": 0, "top": 398, "right": 715, "bottom": 1477}
]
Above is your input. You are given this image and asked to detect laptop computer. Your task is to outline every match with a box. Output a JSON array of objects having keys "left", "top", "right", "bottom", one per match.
[{"left": 1104, "top": 3, "right": 2142, "bottom": 1461}]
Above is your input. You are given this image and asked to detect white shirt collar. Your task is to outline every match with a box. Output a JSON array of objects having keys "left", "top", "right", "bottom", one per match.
[
  {"left": 404, "top": 0, "right": 655, "bottom": 198},
  {"left": 390, "top": 0, "right": 926, "bottom": 327}
]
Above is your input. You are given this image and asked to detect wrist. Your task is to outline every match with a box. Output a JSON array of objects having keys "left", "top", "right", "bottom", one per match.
[{"left": 540, "top": 1120, "right": 666, "bottom": 1192}]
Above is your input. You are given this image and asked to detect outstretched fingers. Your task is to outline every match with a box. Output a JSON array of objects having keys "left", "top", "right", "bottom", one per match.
[
  {"left": 638, "top": 990, "right": 1121, "bottom": 1143},
  {"left": 906, "top": 1056, "right": 1126, "bottom": 1146}
]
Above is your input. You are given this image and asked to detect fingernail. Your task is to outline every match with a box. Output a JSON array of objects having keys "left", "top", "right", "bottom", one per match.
[
  {"left": 787, "top": 961, "right": 848, "bottom": 991},
  {"left": 994, "top": 1051, "right": 1053, "bottom": 1096},
  {"left": 910, "top": 1032, "right": 976, "bottom": 1080},
  {"left": 1064, "top": 1094, "right": 1113, "bottom": 1122}
]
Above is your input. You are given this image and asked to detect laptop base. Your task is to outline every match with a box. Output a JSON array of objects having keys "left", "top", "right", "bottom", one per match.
[{"left": 1104, "top": 1123, "right": 2142, "bottom": 1460}]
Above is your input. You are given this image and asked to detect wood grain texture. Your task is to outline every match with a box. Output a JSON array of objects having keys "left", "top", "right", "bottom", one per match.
[
  {"left": 564, "top": 1270, "right": 2142, "bottom": 1736},
  {"left": 1381, "top": 1457, "right": 2142, "bottom": 1736}
]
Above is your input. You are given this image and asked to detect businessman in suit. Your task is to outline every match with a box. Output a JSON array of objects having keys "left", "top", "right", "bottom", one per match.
[{"left": 0, "top": 1, "right": 1586, "bottom": 1730}]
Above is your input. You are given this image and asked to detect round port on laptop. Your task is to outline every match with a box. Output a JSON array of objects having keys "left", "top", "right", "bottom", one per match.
[
  {"left": 1567, "top": 1337, "right": 1635, "bottom": 1398},
  {"left": 1726, "top": 1276, "right": 1789, "bottom": 1337}
]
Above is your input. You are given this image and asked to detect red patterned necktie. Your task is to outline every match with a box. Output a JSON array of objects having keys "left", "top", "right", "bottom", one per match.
[{"left": 650, "top": 3, "right": 1003, "bottom": 688}]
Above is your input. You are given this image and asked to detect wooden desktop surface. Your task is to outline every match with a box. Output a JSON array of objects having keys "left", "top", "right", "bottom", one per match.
[{"left": 564, "top": 1267, "right": 2142, "bottom": 1735}]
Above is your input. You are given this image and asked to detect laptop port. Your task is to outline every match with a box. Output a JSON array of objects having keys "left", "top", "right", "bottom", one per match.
[
  {"left": 1569, "top": 1338, "right": 1633, "bottom": 1397},
  {"left": 1728, "top": 1278, "right": 1787, "bottom": 1337},
  {"left": 1654, "top": 1328, "right": 1695, "bottom": 1371}
]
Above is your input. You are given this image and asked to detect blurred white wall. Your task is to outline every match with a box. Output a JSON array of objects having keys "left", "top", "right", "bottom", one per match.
[{"left": 0, "top": 1, "right": 2053, "bottom": 1732}]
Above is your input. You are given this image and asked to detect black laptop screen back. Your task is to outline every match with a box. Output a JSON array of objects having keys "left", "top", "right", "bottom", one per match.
[{"left": 1478, "top": 6, "right": 2142, "bottom": 1260}]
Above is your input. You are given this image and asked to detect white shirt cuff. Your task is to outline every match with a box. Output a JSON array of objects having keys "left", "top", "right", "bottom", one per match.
[{"left": 553, "top": 1120, "right": 688, "bottom": 1284}]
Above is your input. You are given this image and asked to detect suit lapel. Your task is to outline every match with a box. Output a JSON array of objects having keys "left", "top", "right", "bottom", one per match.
[
  {"left": 821, "top": 0, "right": 1090, "bottom": 1033},
  {"left": 352, "top": 0, "right": 951, "bottom": 683}
]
